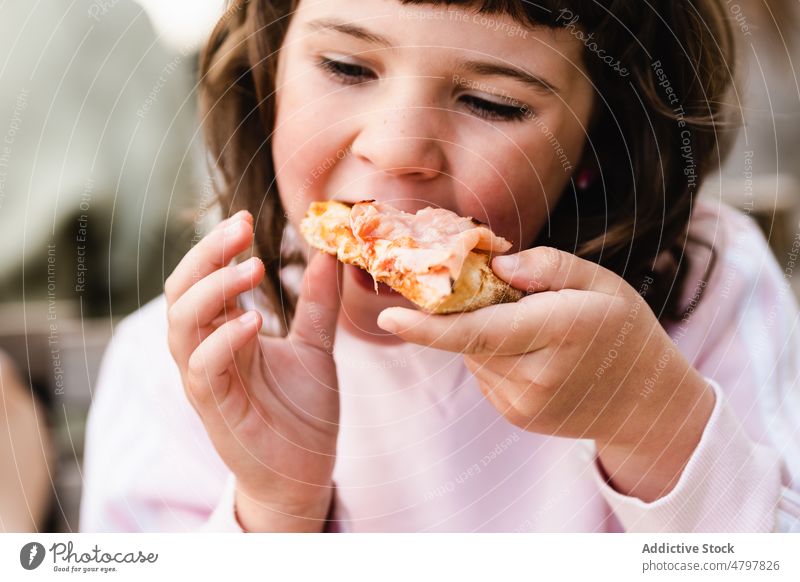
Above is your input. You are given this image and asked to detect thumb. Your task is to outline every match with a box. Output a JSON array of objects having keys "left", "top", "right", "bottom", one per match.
[
  {"left": 491, "top": 246, "right": 624, "bottom": 295},
  {"left": 289, "top": 251, "right": 343, "bottom": 352}
]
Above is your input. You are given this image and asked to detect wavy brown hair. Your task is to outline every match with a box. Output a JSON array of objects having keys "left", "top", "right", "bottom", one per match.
[{"left": 199, "top": 0, "right": 737, "bottom": 331}]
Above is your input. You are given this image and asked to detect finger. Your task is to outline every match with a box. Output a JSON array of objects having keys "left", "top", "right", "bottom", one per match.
[
  {"left": 289, "top": 252, "right": 343, "bottom": 353},
  {"left": 171, "top": 257, "right": 265, "bottom": 333},
  {"left": 164, "top": 210, "right": 254, "bottom": 305},
  {"left": 465, "top": 353, "right": 528, "bottom": 383},
  {"left": 377, "top": 295, "right": 558, "bottom": 355},
  {"left": 210, "top": 307, "right": 247, "bottom": 330},
  {"left": 492, "top": 247, "right": 624, "bottom": 295},
  {"left": 466, "top": 353, "right": 556, "bottom": 388},
  {"left": 168, "top": 257, "right": 265, "bottom": 366},
  {"left": 186, "top": 310, "right": 262, "bottom": 412},
  {"left": 463, "top": 357, "right": 531, "bottom": 427},
  {"left": 464, "top": 356, "right": 508, "bottom": 397}
]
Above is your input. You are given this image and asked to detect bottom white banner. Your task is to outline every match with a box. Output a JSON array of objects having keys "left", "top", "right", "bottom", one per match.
[{"left": 0, "top": 533, "right": 797, "bottom": 581}]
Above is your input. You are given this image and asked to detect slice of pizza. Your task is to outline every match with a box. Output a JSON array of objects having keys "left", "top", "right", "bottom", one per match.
[{"left": 299, "top": 200, "right": 524, "bottom": 314}]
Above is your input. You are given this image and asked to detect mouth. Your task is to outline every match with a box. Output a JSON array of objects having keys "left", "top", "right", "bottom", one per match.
[{"left": 348, "top": 265, "right": 398, "bottom": 295}]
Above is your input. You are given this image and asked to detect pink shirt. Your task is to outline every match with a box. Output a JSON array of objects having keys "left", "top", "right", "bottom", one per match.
[{"left": 80, "top": 202, "right": 800, "bottom": 532}]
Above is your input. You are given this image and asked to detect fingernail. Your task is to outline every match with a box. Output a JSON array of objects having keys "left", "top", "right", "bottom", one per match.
[
  {"left": 493, "top": 254, "right": 518, "bottom": 271},
  {"left": 234, "top": 210, "right": 253, "bottom": 225},
  {"left": 219, "top": 211, "right": 243, "bottom": 229},
  {"left": 377, "top": 314, "right": 398, "bottom": 333},
  {"left": 239, "top": 311, "right": 259, "bottom": 327}
]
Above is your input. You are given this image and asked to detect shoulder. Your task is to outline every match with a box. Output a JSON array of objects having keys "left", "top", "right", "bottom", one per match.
[
  {"left": 678, "top": 200, "right": 778, "bottom": 312},
  {"left": 112, "top": 294, "right": 169, "bottom": 343},
  {"left": 671, "top": 202, "right": 800, "bottom": 451},
  {"left": 95, "top": 294, "right": 179, "bottom": 403},
  {"left": 83, "top": 294, "right": 230, "bottom": 531},
  {"left": 688, "top": 200, "right": 773, "bottom": 285},
  {"left": 666, "top": 200, "right": 794, "bottom": 364},
  {"left": 90, "top": 293, "right": 220, "bottom": 468}
]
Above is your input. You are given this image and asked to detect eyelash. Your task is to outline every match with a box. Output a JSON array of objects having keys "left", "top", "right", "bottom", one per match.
[
  {"left": 318, "top": 57, "right": 376, "bottom": 84},
  {"left": 317, "top": 58, "right": 534, "bottom": 122},
  {"left": 459, "top": 95, "right": 532, "bottom": 122}
]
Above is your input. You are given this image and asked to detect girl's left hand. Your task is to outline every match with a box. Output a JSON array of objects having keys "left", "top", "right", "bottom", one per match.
[{"left": 377, "top": 247, "right": 715, "bottom": 502}]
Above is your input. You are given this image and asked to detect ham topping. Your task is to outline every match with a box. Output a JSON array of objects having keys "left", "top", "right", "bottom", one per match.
[{"left": 349, "top": 202, "right": 511, "bottom": 280}]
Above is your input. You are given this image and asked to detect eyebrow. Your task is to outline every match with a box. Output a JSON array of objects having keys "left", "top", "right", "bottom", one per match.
[
  {"left": 305, "top": 17, "right": 560, "bottom": 94},
  {"left": 306, "top": 17, "right": 394, "bottom": 48}
]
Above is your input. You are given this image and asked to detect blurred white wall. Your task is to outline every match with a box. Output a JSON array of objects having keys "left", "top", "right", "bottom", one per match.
[{"left": 134, "top": 0, "right": 226, "bottom": 53}]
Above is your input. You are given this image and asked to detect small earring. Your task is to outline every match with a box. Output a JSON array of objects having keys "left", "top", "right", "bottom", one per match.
[{"left": 575, "top": 167, "right": 597, "bottom": 190}]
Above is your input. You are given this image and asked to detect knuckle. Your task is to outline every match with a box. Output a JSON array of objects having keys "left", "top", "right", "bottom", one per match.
[
  {"left": 608, "top": 296, "right": 632, "bottom": 321},
  {"left": 186, "top": 354, "right": 212, "bottom": 401},
  {"left": 185, "top": 387, "right": 209, "bottom": 413},
  {"left": 505, "top": 412, "right": 530, "bottom": 432},
  {"left": 523, "top": 246, "right": 562, "bottom": 292},
  {"left": 166, "top": 328, "right": 180, "bottom": 359},
  {"left": 535, "top": 368, "right": 560, "bottom": 392},
  {"left": 476, "top": 378, "right": 497, "bottom": 399},
  {"left": 186, "top": 351, "right": 205, "bottom": 380},
  {"left": 166, "top": 304, "right": 183, "bottom": 330},
  {"left": 544, "top": 246, "right": 563, "bottom": 275},
  {"left": 163, "top": 274, "right": 178, "bottom": 302},
  {"left": 464, "top": 358, "right": 480, "bottom": 376}
]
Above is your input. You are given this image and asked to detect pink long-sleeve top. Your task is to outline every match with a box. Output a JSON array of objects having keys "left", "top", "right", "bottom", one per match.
[{"left": 79, "top": 202, "right": 800, "bottom": 532}]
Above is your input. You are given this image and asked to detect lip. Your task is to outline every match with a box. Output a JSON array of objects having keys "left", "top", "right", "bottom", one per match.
[
  {"left": 330, "top": 195, "right": 436, "bottom": 216},
  {"left": 348, "top": 265, "right": 397, "bottom": 295}
]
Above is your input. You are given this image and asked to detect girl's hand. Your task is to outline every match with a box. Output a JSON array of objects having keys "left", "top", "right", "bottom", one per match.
[
  {"left": 377, "top": 247, "right": 715, "bottom": 502},
  {"left": 165, "top": 211, "right": 342, "bottom": 531}
]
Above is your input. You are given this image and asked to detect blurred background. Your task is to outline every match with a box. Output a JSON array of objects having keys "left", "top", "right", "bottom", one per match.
[
  {"left": 0, "top": 0, "right": 799, "bottom": 532},
  {"left": 0, "top": 0, "right": 223, "bottom": 532}
]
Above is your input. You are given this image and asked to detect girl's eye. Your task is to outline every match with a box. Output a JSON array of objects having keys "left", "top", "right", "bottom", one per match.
[
  {"left": 460, "top": 95, "right": 533, "bottom": 122},
  {"left": 318, "top": 58, "right": 376, "bottom": 84}
]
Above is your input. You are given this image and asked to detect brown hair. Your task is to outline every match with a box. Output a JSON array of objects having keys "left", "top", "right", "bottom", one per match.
[
  {"left": 199, "top": 0, "right": 737, "bottom": 330},
  {"left": 747, "top": 0, "right": 799, "bottom": 52}
]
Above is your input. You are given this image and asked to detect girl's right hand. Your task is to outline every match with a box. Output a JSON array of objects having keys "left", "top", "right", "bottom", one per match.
[{"left": 165, "top": 211, "right": 343, "bottom": 532}]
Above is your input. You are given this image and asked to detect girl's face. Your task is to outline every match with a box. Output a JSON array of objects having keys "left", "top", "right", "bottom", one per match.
[{"left": 272, "top": 0, "right": 594, "bottom": 331}]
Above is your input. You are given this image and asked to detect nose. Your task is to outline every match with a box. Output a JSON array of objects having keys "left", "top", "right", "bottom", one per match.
[{"left": 350, "top": 97, "right": 447, "bottom": 181}]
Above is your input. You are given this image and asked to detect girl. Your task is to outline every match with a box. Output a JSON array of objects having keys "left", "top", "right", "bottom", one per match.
[{"left": 81, "top": 0, "right": 800, "bottom": 532}]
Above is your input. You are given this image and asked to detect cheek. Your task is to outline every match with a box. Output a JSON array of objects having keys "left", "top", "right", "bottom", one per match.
[
  {"left": 454, "top": 140, "right": 564, "bottom": 251},
  {"left": 272, "top": 119, "right": 311, "bottom": 227},
  {"left": 272, "top": 80, "right": 341, "bottom": 227},
  {"left": 464, "top": 113, "right": 588, "bottom": 249}
]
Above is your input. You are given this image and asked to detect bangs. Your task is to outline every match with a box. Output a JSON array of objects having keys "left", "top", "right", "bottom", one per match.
[{"left": 398, "top": 0, "right": 618, "bottom": 29}]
